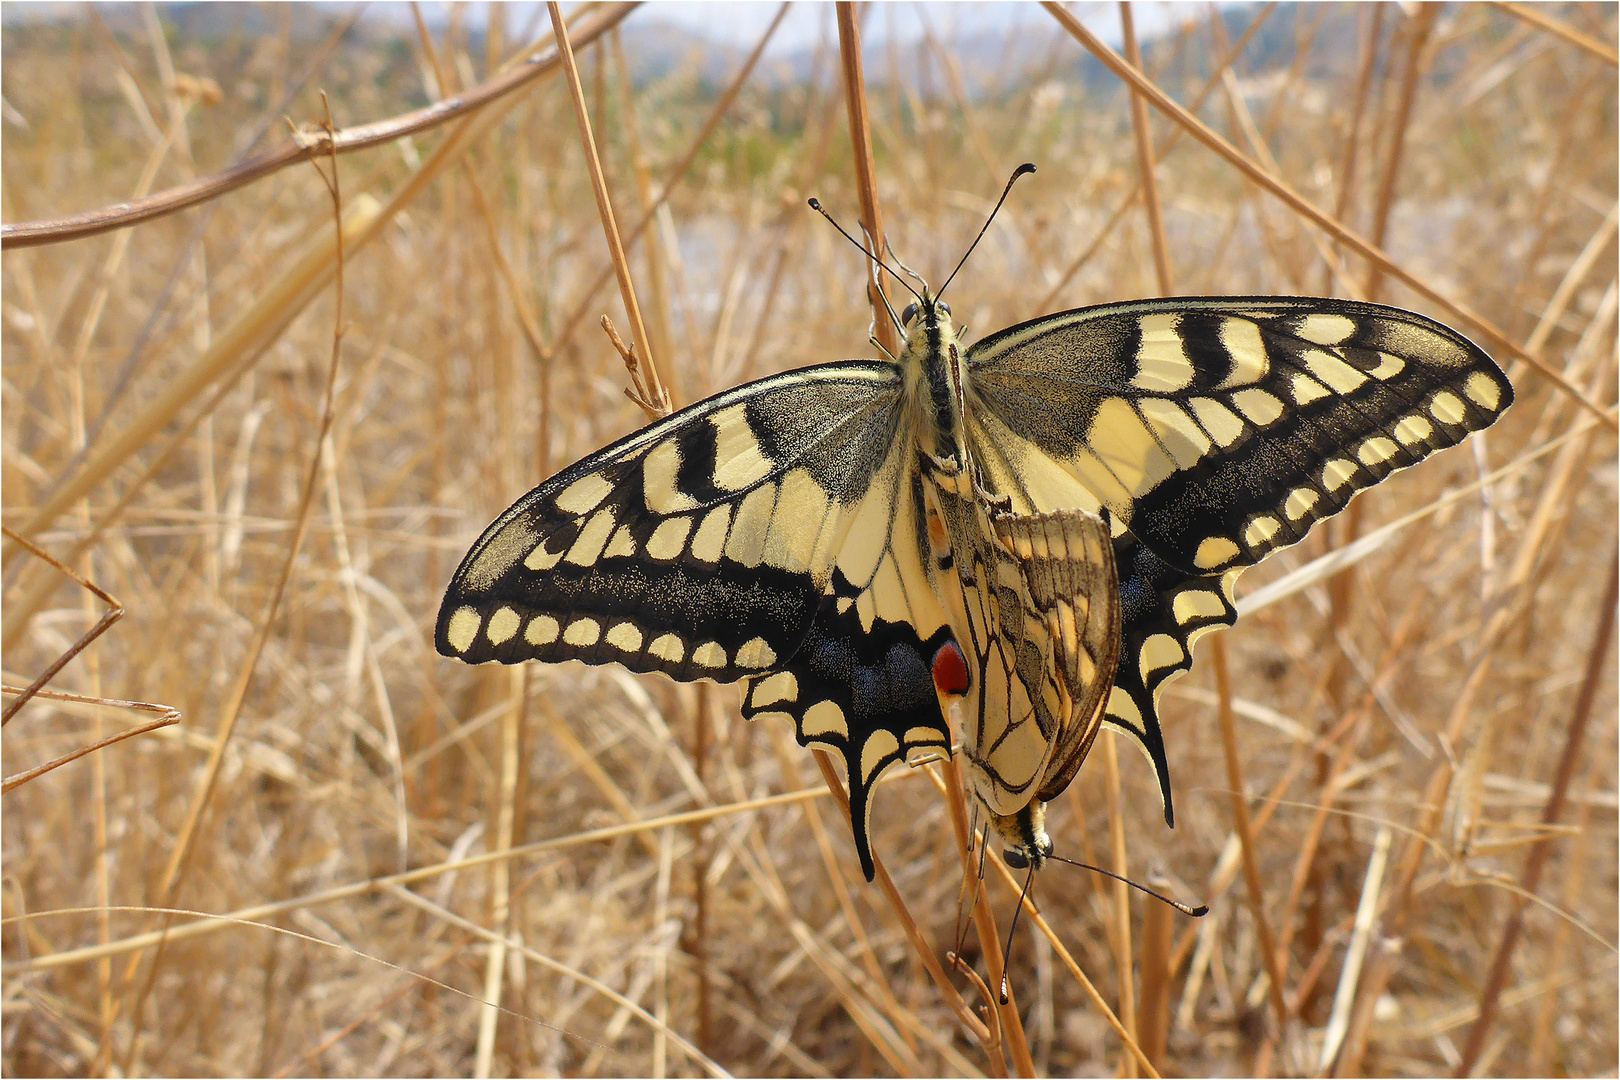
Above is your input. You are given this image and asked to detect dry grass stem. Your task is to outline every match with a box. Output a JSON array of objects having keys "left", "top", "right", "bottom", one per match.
[
  {"left": 549, "top": 2, "right": 667, "bottom": 416},
  {"left": 836, "top": 2, "right": 898, "bottom": 359},
  {"left": 1489, "top": 0, "right": 1620, "bottom": 66}
]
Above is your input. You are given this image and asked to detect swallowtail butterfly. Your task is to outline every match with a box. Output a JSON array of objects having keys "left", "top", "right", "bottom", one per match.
[{"left": 437, "top": 194, "right": 1511, "bottom": 880}]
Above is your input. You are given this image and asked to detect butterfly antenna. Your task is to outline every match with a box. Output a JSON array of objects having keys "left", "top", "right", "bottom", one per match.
[
  {"left": 807, "top": 197, "right": 925, "bottom": 306},
  {"left": 999, "top": 862, "right": 1037, "bottom": 1005},
  {"left": 1048, "top": 853, "right": 1209, "bottom": 917},
  {"left": 939, "top": 162, "right": 1037, "bottom": 301}
]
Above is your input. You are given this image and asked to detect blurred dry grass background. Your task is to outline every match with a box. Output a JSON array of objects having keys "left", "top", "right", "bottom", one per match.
[{"left": 3, "top": 2, "right": 1616, "bottom": 1076}]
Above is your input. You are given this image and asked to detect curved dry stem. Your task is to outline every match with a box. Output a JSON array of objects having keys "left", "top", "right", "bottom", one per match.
[{"left": 0, "top": 3, "right": 640, "bottom": 249}]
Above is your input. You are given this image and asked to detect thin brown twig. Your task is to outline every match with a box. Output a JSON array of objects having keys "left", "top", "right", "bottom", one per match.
[
  {"left": 1315, "top": 825, "right": 1393, "bottom": 1074},
  {"left": 1455, "top": 549, "right": 1618, "bottom": 1075},
  {"left": 0, "top": 3, "right": 640, "bottom": 249},
  {"left": 549, "top": 1, "right": 668, "bottom": 416},
  {"left": 0, "top": 526, "right": 124, "bottom": 725},
  {"left": 601, "top": 315, "right": 669, "bottom": 420},
  {"left": 0, "top": 688, "right": 180, "bottom": 794},
  {"left": 383, "top": 884, "right": 729, "bottom": 1077}
]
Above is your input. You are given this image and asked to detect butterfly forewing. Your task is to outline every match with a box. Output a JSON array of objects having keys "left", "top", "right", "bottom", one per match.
[
  {"left": 437, "top": 362, "right": 907, "bottom": 682},
  {"left": 966, "top": 298, "right": 1512, "bottom": 574}
]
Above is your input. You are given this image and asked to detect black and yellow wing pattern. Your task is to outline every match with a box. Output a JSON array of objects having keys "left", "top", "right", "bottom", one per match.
[
  {"left": 437, "top": 361, "right": 954, "bottom": 878},
  {"left": 438, "top": 295, "right": 1511, "bottom": 877},
  {"left": 962, "top": 297, "right": 1510, "bottom": 823}
]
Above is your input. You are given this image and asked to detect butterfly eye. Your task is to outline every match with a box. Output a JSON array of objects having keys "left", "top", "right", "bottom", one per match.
[
  {"left": 938, "top": 301, "right": 951, "bottom": 317},
  {"left": 1004, "top": 847, "right": 1030, "bottom": 870},
  {"left": 900, "top": 302, "right": 919, "bottom": 327}
]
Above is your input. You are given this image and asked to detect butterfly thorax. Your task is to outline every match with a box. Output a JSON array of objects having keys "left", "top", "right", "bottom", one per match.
[{"left": 898, "top": 293, "right": 972, "bottom": 469}]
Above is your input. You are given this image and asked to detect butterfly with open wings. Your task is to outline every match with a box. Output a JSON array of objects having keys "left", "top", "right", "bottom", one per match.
[{"left": 436, "top": 167, "right": 1511, "bottom": 881}]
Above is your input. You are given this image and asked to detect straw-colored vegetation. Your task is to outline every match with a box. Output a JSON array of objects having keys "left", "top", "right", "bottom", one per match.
[{"left": 3, "top": 3, "right": 1616, "bottom": 1076}]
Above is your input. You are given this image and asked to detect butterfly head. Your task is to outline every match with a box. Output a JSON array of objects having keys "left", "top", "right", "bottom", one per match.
[
  {"left": 899, "top": 295, "right": 950, "bottom": 333},
  {"left": 989, "top": 799, "right": 1053, "bottom": 872}
]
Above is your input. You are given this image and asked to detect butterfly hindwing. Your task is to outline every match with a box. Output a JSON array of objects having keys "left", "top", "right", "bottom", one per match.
[
  {"left": 996, "top": 509, "right": 1122, "bottom": 806},
  {"left": 742, "top": 568, "right": 952, "bottom": 881},
  {"left": 1102, "top": 534, "right": 1240, "bottom": 824}
]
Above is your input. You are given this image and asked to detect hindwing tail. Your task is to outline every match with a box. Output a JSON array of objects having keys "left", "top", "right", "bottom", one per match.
[
  {"left": 1104, "top": 535, "right": 1240, "bottom": 823},
  {"left": 741, "top": 569, "right": 952, "bottom": 881}
]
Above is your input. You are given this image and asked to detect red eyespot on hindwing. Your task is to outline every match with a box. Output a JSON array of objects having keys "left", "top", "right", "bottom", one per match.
[{"left": 932, "top": 640, "right": 971, "bottom": 698}]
